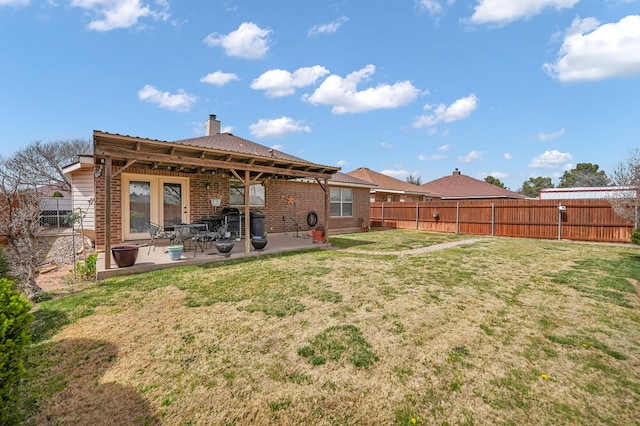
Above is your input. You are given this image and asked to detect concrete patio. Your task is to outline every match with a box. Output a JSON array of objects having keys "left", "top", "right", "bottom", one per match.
[{"left": 97, "top": 232, "right": 329, "bottom": 280}]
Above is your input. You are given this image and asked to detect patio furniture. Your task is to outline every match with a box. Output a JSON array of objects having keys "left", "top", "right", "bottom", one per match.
[
  {"left": 173, "top": 223, "right": 208, "bottom": 257},
  {"left": 145, "top": 222, "right": 175, "bottom": 255}
]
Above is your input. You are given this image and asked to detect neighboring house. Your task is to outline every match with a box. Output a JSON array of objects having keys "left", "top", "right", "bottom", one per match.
[
  {"left": 346, "top": 167, "right": 439, "bottom": 202},
  {"left": 421, "top": 169, "right": 527, "bottom": 200},
  {"left": 63, "top": 114, "right": 372, "bottom": 260},
  {"left": 539, "top": 186, "right": 638, "bottom": 200}
]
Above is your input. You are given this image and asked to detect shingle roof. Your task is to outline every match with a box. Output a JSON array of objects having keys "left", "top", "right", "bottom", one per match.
[
  {"left": 330, "top": 171, "right": 377, "bottom": 187},
  {"left": 420, "top": 169, "right": 526, "bottom": 199},
  {"left": 173, "top": 133, "right": 319, "bottom": 167},
  {"left": 346, "top": 167, "right": 435, "bottom": 195}
]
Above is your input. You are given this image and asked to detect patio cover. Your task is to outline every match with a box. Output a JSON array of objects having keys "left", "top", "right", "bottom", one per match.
[{"left": 94, "top": 131, "right": 340, "bottom": 268}]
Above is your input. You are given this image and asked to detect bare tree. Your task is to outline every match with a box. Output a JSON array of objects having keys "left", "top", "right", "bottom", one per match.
[
  {"left": 11, "top": 138, "right": 91, "bottom": 193},
  {"left": 406, "top": 175, "right": 422, "bottom": 186},
  {"left": 609, "top": 149, "right": 640, "bottom": 227},
  {"left": 0, "top": 156, "right": 43, "bottom": 299}
]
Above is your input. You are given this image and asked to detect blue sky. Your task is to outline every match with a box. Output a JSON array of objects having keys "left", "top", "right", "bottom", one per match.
[{"left": 1, "top": 0, "right": 639, "bottom": 190}]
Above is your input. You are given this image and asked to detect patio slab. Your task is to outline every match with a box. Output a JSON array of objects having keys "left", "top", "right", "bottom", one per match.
[{"left": 97, "top": 232, "right": 328, "bottom": 280}]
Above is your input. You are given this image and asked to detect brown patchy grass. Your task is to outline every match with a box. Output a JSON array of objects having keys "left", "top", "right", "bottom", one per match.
[{"left": 14, "top": 230, "right": 640, "bottom": 425}]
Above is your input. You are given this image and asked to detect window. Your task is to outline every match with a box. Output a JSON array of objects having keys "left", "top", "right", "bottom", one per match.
[
  {"left": 230, "top": 180, "right": 265, "bottom": 206},
  {"left": 330, "top": 187, "right": 353, "bottom": 217}
]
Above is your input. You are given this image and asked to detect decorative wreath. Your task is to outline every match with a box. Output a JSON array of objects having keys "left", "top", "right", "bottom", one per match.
[{"left": 306, "top": 211, "right": 318, "bottom": 227}]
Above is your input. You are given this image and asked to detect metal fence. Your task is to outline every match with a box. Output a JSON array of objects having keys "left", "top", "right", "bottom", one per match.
[
  {"left": 370, "top": 199, "right": 637, "bottom": 243},
  {"left": 39, "top": 197, "right": 73, "bottom": 228}
]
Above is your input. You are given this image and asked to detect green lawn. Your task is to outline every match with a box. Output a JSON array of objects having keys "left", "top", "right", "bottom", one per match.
[{"left": 12, "top": 230, "right": 640, "bottom": 425}]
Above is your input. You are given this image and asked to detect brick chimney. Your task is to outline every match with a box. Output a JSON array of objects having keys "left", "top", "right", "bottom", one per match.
[{"left": 205, "top": 114, "right": 221, "bottom": 136}]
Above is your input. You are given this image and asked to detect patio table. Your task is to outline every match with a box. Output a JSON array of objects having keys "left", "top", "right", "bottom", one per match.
[{"left": 172, "top": 223, "right": 207, "bottom": 256}]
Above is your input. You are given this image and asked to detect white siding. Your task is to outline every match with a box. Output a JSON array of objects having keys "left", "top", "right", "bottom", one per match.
[
  {"left": 540, "top": 187, "right": 637, "bottom": 200},
  {"left": 71, "top": 169, "right": 95, "bottom": 230}
]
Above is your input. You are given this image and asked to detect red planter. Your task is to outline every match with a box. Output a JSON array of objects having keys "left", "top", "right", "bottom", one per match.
[
  {"left": 111, "top": 245, "right": 139, "bottom": 268},
  {"left": 312, "top": 230, "right": 325, "bottom": 243}
]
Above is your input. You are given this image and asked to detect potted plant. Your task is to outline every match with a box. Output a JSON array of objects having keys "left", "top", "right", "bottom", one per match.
[
  {"left": 312, "top": 224, "right": 326, "bottom": 243},
  {"left": 167, "top": 245, "right": 184, "bottom": 261},
  {"left": 251, "top": 231, "right": 268, "bottom": 250},
  {"left": 214, "top": 239, "right": 235, "bottom": 257}
]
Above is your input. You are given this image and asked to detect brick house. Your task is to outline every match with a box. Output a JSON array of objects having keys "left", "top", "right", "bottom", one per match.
[{"left": 63, "top": 115, "right": 374, "bottom": 267}]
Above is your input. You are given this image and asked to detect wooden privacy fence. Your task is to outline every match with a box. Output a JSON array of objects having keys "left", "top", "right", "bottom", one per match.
[{"left": 370, "top": 199, "right": 637, "bottom": 243}]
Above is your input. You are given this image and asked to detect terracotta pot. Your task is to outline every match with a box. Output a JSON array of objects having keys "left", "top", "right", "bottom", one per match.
[
  {"left": 312, "top": 230, "right": 325, "bottom": 243},
  {"left": 111, "top": 245, "right": 139, "bottom": 268}
]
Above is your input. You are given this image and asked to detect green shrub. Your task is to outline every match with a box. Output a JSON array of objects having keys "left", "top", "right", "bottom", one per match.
[
  {"left": 0, "top": 247, "right": 10, "bottom": 279},
  {"left": 0, "top": 278, "right": 34, "bottom": 423},
  {"left": 631, "top": 228, "right": 640, "bottom": 245}
]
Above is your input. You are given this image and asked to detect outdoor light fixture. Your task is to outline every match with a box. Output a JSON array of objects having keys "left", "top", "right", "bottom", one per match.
[{"left": 205, "top": 183, "right": 211, "bottom": 190}]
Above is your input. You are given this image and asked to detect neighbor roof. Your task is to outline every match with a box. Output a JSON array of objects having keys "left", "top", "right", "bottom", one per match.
[
  {"left": 421, "top": 169, "right": 527, "bottom": 199},
  {"left": 346, "top": 167, "right": 437, "bottom": 196}
]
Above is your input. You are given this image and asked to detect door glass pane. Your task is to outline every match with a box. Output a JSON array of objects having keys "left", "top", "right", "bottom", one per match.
[
  {"left": 163, "top": 182, "right": 182, "bottom": 228},
  {"left": 129, "top": 181, "right": 150, "bottom": 233}
]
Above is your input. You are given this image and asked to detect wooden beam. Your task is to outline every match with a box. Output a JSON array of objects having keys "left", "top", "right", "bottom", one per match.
[
  {"left": 104, "top": 156, "right": 112, "bottom": 270},
  {"left": 323, "top": 177, "right": 330, "bottom": 237},
  {"left": 95, "top": 146, "right": 335, "bottom": 180},
  {"left": 112, "top": 159, "right": 136, "bottom": 178},
  {"left": 244, "top": 169, "right": 251, "bottom": 254}
]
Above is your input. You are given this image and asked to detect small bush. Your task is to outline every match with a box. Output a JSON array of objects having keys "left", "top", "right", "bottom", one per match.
[
  {"left": 0, "top": 278, "right": 34, "bottom": 423},
  {"left": 0, "top": 247, "right": 10, "bottom": 279},
  {"left": 631, "top": 228, "right": 640, "bottom": 245}
]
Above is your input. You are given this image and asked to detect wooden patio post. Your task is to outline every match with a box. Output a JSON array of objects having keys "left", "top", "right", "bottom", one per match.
[
  {"left": 104, "top": 156, "right": 112, "bottom": 270},
  {"left": 324, "top": 177, "right": 330, "bottom": 237},
  {"left": 244, "top": 169, "right": 251, "bottom": 254}
]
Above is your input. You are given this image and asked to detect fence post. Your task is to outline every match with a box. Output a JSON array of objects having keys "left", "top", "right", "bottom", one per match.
[
  {"left": 416, "top": 203, "right": 419, "bottom": 230},
  {"left": 491, "top": 203, "right": 495, "bottom": 236},
  {"left": 381, "top": 203, "right": 385, "bottom": 229},
  {"left": 456, "top": 202, "right": 460, "bottom": 234},
  {"left": 557, "top": 202, "right": 564, "bottom": 241}
]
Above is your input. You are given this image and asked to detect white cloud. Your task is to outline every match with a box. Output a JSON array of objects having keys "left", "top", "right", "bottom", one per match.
[
  {"left": 336, "top": 160, "right": 349, "bottom": 167},
  {"left": 380, "top": 142, "right": 393, "bottom": 148},
  {"left": 381, "top": 169, "right": 412, "bottom": 180},
  {"left": 544, "top": 15, "right": 640, "bottom": 82},
  {"left": 251, "top": 66, "right": 329, "bottom": 97},
  {"left": 418, "top": 154, "right": 447, "bottom": 160},
  {"left": 303, "top": 64, "right": 420, "bottom": 114},
  {"left": 249, "top": 116, "right": 311, "bottom": 138},
  {"left": 203, "top": 22, "right": 271, "bottom": 60},
  {"left": 528, "top": 149, "right": 573, "bottom": 168},
  {"left": 70, "top": 0, "right": 170, "bottom": 31},
  {"left": 416, "top": 0, "right": 456, "bottom": 16},
  {"left": 536, "top": 128, "right": 565, "bottom": 141},
  {"left": 467, "top": 0, "right": 579, "bottom": 25},
  {"left": 270, "top": 144, "right": 283, "bottom": 151},
  {"left": 200, "top": 71, "right": 239, "bottom": 86},
  {"left": 308, "top": 16, "right": 348, "bottom": 36},
  {"left": 0, "top": 0, "right": 29, "bottom": 6},
  {"left": 486, "top": 171, "right": 508, "bottom": 179},
  {"left": 457, "top": 150, "right": 484, "bottom": 163},
  {"left": 413, "top": 94, "right": 478, "bottom": 128},
  {"left": 137, "top": 84, "right": 196, "bottom": 112},
  {"left": 437, "top": 143, "right": 454, "bottom": 151},
  {"left": 504, "top": 152, "right": 512, "bottom": 160}
]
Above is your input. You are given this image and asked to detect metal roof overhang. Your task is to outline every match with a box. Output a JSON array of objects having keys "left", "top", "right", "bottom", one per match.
[{"left": 93, "top": 131, "right": 340, "bottom": 180}]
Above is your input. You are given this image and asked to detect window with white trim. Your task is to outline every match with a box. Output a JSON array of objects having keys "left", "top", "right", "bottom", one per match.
[
  {"left": 330, "top": 187, "right": 353, "bottom": 217},
  {"left": 230, "top": 180, "right": 265, "bottom": 207}
]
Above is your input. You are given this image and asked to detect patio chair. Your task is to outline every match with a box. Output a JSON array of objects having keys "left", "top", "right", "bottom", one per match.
[
  {"left": 193, "top": 222, "right": 228, "bottom": 253},
  {"left": 145, "top": 222, "right": 175, "bottom": 255}
]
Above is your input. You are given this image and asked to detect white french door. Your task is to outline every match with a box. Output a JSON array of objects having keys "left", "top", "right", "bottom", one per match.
[{"left": 122, "top": 174, "right": 190, "bottom": 240}]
